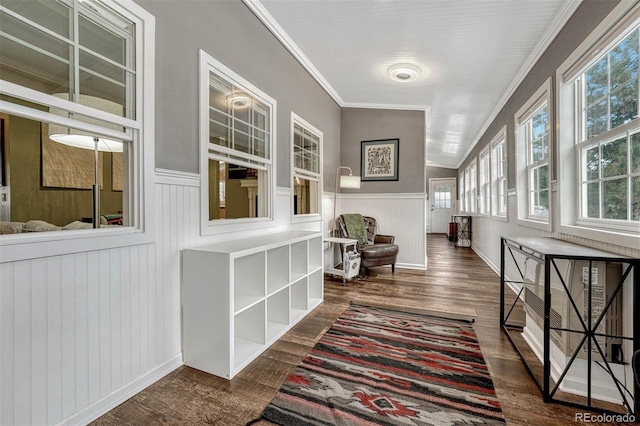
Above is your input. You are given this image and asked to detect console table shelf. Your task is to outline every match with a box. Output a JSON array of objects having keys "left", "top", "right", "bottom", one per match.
[{"left": 182, "top": 230, "right": 323, "bottom": 379}]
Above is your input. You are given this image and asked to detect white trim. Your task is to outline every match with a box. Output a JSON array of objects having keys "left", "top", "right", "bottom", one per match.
[
  {"left": 478, "top": 144, "right": 491, "bottom": 217},
  {"left": 53, "top": 354, "right": 182, "bottom": 426},
  {"left": 155, "top": 168, "right": 201, "bottom": 187},
  {"left": 457, "top": 0, "right": 581, "bottom": 168},
  {"left": 343, "top": 102, "right": 431, "bottom": 112},
  {"left": 392, "top": 262, "right": 426, "bottom": 271},
  {"left": 241, "top": 0, "right": 344, "bottom": 106}
]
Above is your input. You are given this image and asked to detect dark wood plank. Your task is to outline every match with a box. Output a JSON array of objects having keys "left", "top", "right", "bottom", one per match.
[{"left": 92, "top": 234, "right": 627, "bottom": 426}]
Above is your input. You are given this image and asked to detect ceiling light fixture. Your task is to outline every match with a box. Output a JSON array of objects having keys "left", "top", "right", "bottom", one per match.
[
  {"left": 387, "top": 63, "right": 422, "bottom": 82},
  {"left": 226, "top": 93, "right": 251, "bottom": 108}
]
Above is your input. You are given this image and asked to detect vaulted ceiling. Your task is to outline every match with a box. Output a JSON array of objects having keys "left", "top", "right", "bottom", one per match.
[{"left": 246, "top": 0, "right": 580, "bottom": 168}]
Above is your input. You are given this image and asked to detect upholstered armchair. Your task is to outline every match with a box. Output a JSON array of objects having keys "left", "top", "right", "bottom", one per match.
[{"left": 336, "top": 214, "right": 399, "bottom": 274}]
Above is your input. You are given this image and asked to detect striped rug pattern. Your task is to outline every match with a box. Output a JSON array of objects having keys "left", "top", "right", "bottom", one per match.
[{"left": 261, "top": 304, "right": 505, "bottom": 425}]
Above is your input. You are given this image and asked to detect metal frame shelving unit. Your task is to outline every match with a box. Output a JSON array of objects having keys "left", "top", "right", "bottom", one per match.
[{"left": 500, "top": 236, "right": 640, "bottom": 417}]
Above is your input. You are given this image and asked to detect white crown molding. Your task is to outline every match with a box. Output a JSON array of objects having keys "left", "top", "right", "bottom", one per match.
[
  {"left": 155, "top": 168, "right": 200, "bottom": 186},
  {"left": 242, "top": 0, "right": 344, "bottom": 106},
  {"left": 425, "top": 161, "right": 458, "bottom": 169},
  {"left": 456, "top": 0, "right": 582, "bottom": 169},
  {"left": 342, "top": 102, "right": 430, "bottom": 112}
]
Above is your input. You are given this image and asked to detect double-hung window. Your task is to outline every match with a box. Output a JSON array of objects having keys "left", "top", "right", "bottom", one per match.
[
  {"left": 200, "top": 50, "right": 275, "bottom": 233},
  {"left": 465, "top": 160, "right": 477, "bottom": 213},
  {"left": 479, "top": 146, "right": 491, "bottom": 216},
  {"left": 291, "top": 113, "right": 322, "bottom": 221},
  {"left": 558, "top": 2, "right": 640, "bottom": 244},
  {"left": 0, "top": 0, "right": 153, "bottom": 251},
  {"left": 458, "top": 171, "right": 465, "bottom": 213},
  {"left": 516, "top": 78, "right": 552, "bottom": 230},
  {"left": 491, "top": 127, "right": 507, "bottom": 218}
]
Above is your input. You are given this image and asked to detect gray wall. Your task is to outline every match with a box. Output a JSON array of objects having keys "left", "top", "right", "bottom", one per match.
[
  {"left": 457, "top": 0, "right": 619, "bottom": 185},
  {"left": 341, "top": 108, "right": 425, "bottom": 194},
  {"left": 426, "top": 165, "right": 457, "bottom": 181},
  {"left": 136, "top": 0, "right": 341, "bottom": 190}
]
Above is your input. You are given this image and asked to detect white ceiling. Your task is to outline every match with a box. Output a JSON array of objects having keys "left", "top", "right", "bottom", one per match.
[{"left": 247, "top": 0, "right": 580, "bottom": 168}]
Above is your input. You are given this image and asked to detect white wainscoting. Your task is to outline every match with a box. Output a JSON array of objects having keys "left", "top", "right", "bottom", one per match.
[
  {"left": 340, "top": 193, "right": 427, "bottom": 270},
  {"left": 0, "top": 170, "right": 325, "bottom": 426}
]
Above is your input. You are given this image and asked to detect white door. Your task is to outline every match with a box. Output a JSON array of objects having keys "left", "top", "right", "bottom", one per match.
[{"left": 429, "top": 178, "right": 456, "bottom": 233}]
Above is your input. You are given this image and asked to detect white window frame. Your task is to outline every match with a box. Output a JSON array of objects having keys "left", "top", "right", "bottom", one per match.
[
  {"left": 556, "top": 1, "right": 640, "bottom": 249},
  {"left": 458, "top": 171, "right": 465, "bottom": 213},
  {"left": 491, "top": 126, "right": 508, "bottom": 220},
  {"left": 199, "top": 50, "right": 276, "bottom": 235},
  {"left": 479, "top": 145, "right": 491, "bottom": 216},
  {"left": 465, "top": 160, "right": 477, "bottom": 214},
  {"left": 515, "top": 77, "right": 553, "bottom": 231},
  {"left": 290, "top": 112, "right": 322, "bottom": 223},
  {"left": 0, "top": 0, "right": 155, "bottom": 262}
]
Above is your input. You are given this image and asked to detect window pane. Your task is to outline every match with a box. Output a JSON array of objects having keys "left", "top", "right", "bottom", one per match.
[
  {"left": 586, "top": 57, "right": 608, "bottom": 105},
  {"left": 601, "top": 137, "right": 627, "bottom": 178},
  {"left": 586, "top": 99, "right": 608, "bottom": 138},
  {"left": 602, "top": 178, "right": 628, "bottom": 219},
  {"left": 610, "top": 80, "right": 638, "bottom": 129},
  {"left": 585, "top": 146, "right": 599, "bottom": 181},
  {"left": 585, "top": 182, "right": 600, "bottom": 218},
  {"left": 209, "top": 159, "right": 268, "bottom": 220},
  {"left": 532, "top": 110, "right": 548, "bottom": 141},
  {"left": 633, "top": 132, "right": 640, "bottom": 173},
  {"left": 79, "top": 13, "right": 133, "bottom": 67},
  {"left": 293, "top": 177, "right": 319, "bottom": 215},
  {"left": 2, "top": 0, "right": 70, "bottom": 38},
  {"left": 610, "top": 29, "right": 638, "bottom": 91}
]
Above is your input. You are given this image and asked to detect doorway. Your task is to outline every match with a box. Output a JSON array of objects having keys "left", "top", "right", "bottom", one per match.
[{"left": 428, "top": 178, "right": 455, "bottom": 233}]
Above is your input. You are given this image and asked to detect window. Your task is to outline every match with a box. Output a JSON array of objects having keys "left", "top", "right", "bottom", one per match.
[
  {"left": 459, "top": 171, "right": 465, "bottom": 212},
  {"left": 491, "top": 127, "right": 507, "bottom": 218},
  {"left": 433, "top": 182, "right": 453, "bottom": 209},
  {"left": 479, "top": 146, "right": 491, "bottom": 215},
  {"left": 516, "top": 77, "right": 552, "bottom": 230},
  {"left": 291, "top": 112, "right": 322, "bottom": 220},
  {"left": 465, "top": 160, "right": 477, "bottom": 213},
  {"left": 200, "top": 50, "right": 275, "bottom": 233},
  {"left": 558, "top": 2, "right": 640, "bottom": 244},
  {"left": 0, "top": 0, "right": 152, "bottom": 247}
]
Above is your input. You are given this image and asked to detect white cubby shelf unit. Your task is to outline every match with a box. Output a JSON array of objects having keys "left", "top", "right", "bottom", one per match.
[{"left": 182, "top": 230, "right": 324, "bottom": 379}]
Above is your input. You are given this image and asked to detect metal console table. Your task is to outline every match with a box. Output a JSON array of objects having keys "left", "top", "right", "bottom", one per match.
[
  {"left": 500, "top": 236, "right": 639, "bottom": 417},
  {"left": 451, "top": 215, "right": 472, "bottom": 247}
]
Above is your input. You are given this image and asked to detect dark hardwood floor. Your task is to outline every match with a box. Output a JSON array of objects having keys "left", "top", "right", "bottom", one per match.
[{"left": 93, "top": 235, "right": 624, "bottom": 425}]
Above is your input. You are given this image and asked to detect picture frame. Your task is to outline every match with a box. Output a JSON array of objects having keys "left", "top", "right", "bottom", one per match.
[{"left": 360, "top": 138, "right": 399, "bottom": 181}]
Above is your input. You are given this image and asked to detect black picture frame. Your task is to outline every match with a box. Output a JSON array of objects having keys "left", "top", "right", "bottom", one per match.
[{"left": 360, "top": 138, "right": 399, "bottom": 181}]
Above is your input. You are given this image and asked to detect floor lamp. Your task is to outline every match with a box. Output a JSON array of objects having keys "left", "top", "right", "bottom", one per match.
[
  {"left": 49, "top": 133, "right": 122, "bottom": 228},
  {"left": 333, "top": 166, "right": 361, "bottom": 235}
]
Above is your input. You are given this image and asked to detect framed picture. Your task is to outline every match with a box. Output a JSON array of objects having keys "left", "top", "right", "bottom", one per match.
[{"left": 360, "top": 138, "right": 399, "bottom": 181}]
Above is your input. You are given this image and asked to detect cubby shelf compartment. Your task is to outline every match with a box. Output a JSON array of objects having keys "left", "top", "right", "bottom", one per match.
[{"left": 182, "top": 230, "right": 323, "bottom": 380}]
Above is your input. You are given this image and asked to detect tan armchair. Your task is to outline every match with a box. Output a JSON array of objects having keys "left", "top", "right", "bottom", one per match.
[{"left": 336, "top": 215, "right": 399, "bottom": 274}]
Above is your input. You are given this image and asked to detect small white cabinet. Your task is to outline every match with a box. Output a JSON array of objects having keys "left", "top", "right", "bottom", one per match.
[{"left": 182, "top": 230, "right": 323, "bottom": 379}]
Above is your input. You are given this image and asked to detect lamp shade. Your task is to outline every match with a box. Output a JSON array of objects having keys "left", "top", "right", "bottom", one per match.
[
  {"left": 48, "top": 93, "right": 124, "bottom": 152},
  {"left": 339, "top": 175, "right": 361, "bottom": 189}
]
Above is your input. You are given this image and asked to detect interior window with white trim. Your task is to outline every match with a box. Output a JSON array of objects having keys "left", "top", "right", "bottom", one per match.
[
  {"left": 516, "top": 78, "right": 552, "bottom": 228},
  {"left": 0, "top": 0, "right": 145, "bottom": 235},
  {"left": 479, "top": 146, "right": 491, "bottom": 215},
  {"left": 465, "top": 160, "right": 477, "bottom": 213},
  {"left": 291, "top": 113, "right": 322, "bottom": 218},
  {"left": 201, "top": 52, "right": 274, "bottom": 227},
  {"left": 491, "top": 130, "right": 507, "bottom": 218}
]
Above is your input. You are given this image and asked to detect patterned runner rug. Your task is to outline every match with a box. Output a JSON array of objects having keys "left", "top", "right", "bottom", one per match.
[{"left": 259, "top": 304, "right": 505, "bottom": 425}]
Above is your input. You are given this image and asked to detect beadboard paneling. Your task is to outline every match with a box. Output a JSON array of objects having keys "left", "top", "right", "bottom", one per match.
[{"left": 340, "top": 193, "right": 427, "bottom": 269}]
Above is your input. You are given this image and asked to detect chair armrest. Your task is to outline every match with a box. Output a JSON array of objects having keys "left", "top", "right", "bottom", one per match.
[{"left": 374, "top": 234, "right": 395, "bottom": 244}]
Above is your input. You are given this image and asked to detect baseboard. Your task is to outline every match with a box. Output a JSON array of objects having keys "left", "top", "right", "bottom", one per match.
[
  {"left": 54, "top": 353, "right": 183, "bottom": 426},
  {"left": 471, "top": 245, "right": 500, "bottom": 276},
  {"left": 394, "top": 262, "right": 427, "bottom": 270}
]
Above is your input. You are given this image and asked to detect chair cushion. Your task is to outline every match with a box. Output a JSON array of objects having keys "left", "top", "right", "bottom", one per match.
[{"left": 359, "top": 243, "right": 398, "bottom": 258}]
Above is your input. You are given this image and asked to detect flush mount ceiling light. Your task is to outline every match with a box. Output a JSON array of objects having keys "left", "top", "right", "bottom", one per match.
[
  {"left": 387, "top": 63, "right": 423, "bottom": 82},
  {"left": 226, "top": 93, "right": 251, "bottom": 108}
]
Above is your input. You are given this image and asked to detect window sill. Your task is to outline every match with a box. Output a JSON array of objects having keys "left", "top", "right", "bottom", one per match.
[
  {"left": 492, "top": 214, "right": 508, "bottom": 223},
  {"left": 0, "top": 226, "right": 153, "bottom": 263},
  {"left": 292, "top": 213, "right": 322, "bottom": 224},
  {"left": 201, "top": 216, "right": 276, "bottom": 236},
  {"left": 517, "top": 217, "right": 552, "bottom": 232},
  {"left": 557, "top": 223, "right": 640, "bottom": 251}
]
